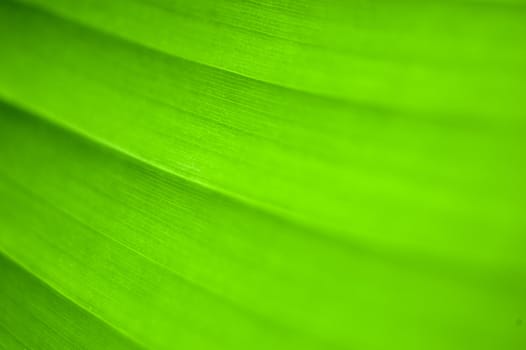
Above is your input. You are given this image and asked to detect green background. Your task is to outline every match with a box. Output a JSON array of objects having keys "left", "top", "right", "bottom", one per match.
[{"left": 0, "top": 0, "right": 525, "bottom": 349}]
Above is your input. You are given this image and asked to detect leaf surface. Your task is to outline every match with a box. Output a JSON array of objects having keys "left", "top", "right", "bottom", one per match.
[{"left": 0, "top": 0, "right": 525, "bottom": 349}]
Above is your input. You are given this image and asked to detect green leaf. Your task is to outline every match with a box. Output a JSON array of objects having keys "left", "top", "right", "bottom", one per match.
[{"left": 0, "top": 0, "right": 525, "bottom": 349}]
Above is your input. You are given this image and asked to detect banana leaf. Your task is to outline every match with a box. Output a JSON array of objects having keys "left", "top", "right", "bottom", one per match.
[{"left": 0, "top": 0, "right": 525, "bottom": 349}]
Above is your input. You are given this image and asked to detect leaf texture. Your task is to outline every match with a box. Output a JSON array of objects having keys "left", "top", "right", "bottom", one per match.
[{"left": 0, "top": 0, "right": 525, "bottom": 349}]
